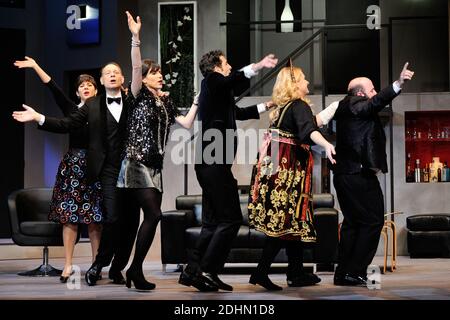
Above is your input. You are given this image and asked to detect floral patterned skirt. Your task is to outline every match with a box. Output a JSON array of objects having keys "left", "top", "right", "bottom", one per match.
[
  {"left": 49, "top": 148, "right": 103, "bottom": 225},
  {"left": 248, "top": 130, "right": 316, "bottom": 242}
]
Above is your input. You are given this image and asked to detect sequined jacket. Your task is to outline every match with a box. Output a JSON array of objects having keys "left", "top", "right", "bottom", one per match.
[{"left": 123, "top": 85, "right": 180, "bottom": 169}]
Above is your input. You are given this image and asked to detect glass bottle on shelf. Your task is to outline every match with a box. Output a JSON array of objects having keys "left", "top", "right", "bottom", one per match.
[
  {"left": 423, "top": 166, "right": 429, "bottom": 182},
  {"left": 427, "top": 127, "right": 433, "bottom": 140},
  {"left": 414, "top": 159, "right": 421, "bottom": 182},
  {"left": 429, "top": 157, "right": 442, "bottom": 183},
  {"left": 443, "top": 161, "right": 449, "bottom": 182},
  {"left": 406, "top": 153, "right": 414, "bottom": 182}
]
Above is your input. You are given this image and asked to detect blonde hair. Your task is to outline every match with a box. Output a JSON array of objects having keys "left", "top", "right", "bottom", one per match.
[{"left": 269, "top": 66, "right": 310, "bottom": 125}]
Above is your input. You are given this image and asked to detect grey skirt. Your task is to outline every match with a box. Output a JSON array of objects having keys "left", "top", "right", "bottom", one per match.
[{"left": 117, "top": 159, "right": 163, "bottom": 192}]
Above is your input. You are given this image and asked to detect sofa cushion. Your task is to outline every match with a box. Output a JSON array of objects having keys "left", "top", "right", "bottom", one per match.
[
  {"left": 407, "top": 214, "right": 450, "bottom": 231},
  {"left": 186, "top": 226, "right": 251, "bottom": 248},
  {"left": 20, "top": 221, "right": 62, "bottom": 237},
  {"left": 185, "top": 194, "right": 250, "bottom": 226}
]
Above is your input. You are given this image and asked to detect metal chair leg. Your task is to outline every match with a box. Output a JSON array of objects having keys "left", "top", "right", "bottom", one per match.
[
  {"left": 381, "top": 227, "right": 388, "bottom": 274},
  {"left": 18, "top": 246, "right": 62, "bottom": 277}
]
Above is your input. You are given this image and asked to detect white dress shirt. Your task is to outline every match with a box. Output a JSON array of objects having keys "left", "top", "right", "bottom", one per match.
[{"left": 106, "top": 94, "right": 123, "bottom": 123}]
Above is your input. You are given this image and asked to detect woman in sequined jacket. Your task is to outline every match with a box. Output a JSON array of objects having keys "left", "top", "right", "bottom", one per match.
[{"left": 116, "top": 12, "right": 199, "bottom": 290}]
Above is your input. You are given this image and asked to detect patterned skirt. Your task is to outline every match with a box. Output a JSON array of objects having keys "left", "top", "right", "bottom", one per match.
[
  {"left": 49, "top": 148, "right": 103, "bottom": 225},
  {"left": 248, "top": 130, "right": 316, "bottom": 242}
]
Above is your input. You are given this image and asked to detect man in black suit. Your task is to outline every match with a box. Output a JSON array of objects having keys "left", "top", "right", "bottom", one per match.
[
  {"left": 178, "top": 50, "right": 278, "bottom": 292},
  {"left": 13, "top": 62, "right": 140, "bottom": 286},
  {"left": 331, "top": 63, "right": 414, "bottom": 286}
]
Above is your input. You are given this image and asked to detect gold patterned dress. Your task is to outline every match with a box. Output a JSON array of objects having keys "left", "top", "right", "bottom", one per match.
[{"left": 248, "top": 100, "right": 318, "bottom": 242}]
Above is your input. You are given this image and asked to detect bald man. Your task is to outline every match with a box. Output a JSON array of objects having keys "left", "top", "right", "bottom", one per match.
[{"left": 332, "top": 63, "right": 414, "bottom": 286}]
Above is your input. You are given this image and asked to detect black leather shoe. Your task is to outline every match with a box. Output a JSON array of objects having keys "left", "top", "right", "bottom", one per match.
[
  {"left": 178, "top": 270, "right": 218, "bottom": 292},
  {"left": 109, "top": 270, "right": 126, "bottom": 285},
  {"left": 249, "top": 273, "right": 282, "bottom": 291},
  {"left": 334, "top": 273, "right": 367, "bottom": 286},
  {"left": 287, "top": 272, "right": 321, "bottom": 287},
  {"left": 202, "top": 272, "right": 233, "bottom": 291},
  {"left": 85, "top": 263, "right": 102, "bottom": 286}
]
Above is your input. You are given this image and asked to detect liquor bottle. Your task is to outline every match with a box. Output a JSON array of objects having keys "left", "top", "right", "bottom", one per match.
[
  {"left": 406, "top": 153, "right": 414, "bottom": 182},
  {"left": 442, "top": 161, "right": 449, "bottom": 182},
  {"left": 429, "top": 157, "right": 442, "bottom": 183},
  {"left": 438, "top": 167, "right": 442, "bottom": 182},
  {"left": 423, "top": 166, "right": 429, "bottom": 182},
  {"left": 414, "top": 159, "right": 421, "bottom": 182}
]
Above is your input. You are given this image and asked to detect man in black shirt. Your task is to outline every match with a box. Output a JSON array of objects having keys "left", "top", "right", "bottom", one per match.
[
  {"left": 332, "top": 63, "right": 414, "bottom": 286},
  {"left": 178, "top": 50, "right": 278, "bottom": 292}
]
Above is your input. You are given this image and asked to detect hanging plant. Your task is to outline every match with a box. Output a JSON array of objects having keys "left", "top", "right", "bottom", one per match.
[{"left": 160, "top": 4, "right": 195, "bottom": 111}]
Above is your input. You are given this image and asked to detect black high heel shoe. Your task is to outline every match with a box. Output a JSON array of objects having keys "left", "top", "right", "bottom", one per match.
[
  {"left": 60, "top": 269, "right": 75, "bottom": 283},
  {"left": 125, "top": 269, "right": 155, "bottom": 291},
  {"left": 249, "top": 273, "right": 282, "bottom": 291}
]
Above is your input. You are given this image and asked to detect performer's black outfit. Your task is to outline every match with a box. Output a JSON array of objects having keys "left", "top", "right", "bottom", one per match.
[
  {"left": 332, "top": 85, "right": 399, "bottom": 285},
  {"left": 40, "top": 93, "right": 140, "bottom": 286},
  {"left": 179, "top": 70, "right": 260, "bottom": 292}
]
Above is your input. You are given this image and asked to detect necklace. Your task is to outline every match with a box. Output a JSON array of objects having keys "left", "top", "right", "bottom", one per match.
[{"left": 155, "top": 98, "right": 169, "bottom": 155}]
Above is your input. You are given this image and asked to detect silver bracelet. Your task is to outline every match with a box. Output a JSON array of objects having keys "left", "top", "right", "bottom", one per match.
[{"left": 131, "top": 39, "right": 141, "bottom": 47}]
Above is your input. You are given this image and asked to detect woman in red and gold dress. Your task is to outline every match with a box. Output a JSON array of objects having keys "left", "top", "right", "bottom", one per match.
[{"left": 248, "top": 62, "right": 336, "bottom": 290}]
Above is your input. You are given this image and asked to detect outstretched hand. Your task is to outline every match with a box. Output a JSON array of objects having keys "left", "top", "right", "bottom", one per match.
[
  {"left": 325, "top": 143, "right": 337, "bottom": 165},
  {"left": 12, "top": 104, "right": 40, "bottom": 123},
  {"left": 14, "top": 56, "right": 37, "bottom": 69},
  {"left": 398, "top": 62, "right": 414, "bottom": 86},
  {"left": 254, "top": 54, "right": 278, "bottom": 71},
  {"left": 126, "top": 11, "right": 141, "bottom": 36}
]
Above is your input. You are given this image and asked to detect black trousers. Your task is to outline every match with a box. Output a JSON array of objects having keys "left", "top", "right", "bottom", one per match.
[
  {"left": 94, "top": 166, "right": 140, "bottom": 269},
  {"left": 333, "top": 170, "right": 385, "bottom": 276},
  {"left": 187, "top": 164, "right": 242, "bottom": 274}
]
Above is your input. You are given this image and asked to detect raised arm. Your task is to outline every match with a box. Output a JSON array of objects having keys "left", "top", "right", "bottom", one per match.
[
  {"left": 126, "top": 11, "right": 143, "bottom": 98},
  {"left": 14, "top": 56, "right": 51, "bottom": 84},
  {"left": 14, "top": 56, "right": 78, "bottom": 116}
]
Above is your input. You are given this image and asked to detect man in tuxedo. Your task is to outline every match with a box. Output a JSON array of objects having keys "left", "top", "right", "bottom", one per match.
[
  {"left": 13, "top": 62, "right": 140, "bottom": 286},
  {"left": 331, "top": 63, "right": 414, "bottom": 286},
  {"left": 178, "top": 50, "right": 278, "bottom": 292}
]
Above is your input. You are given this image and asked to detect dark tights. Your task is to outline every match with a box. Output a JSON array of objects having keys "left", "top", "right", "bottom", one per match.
[
  {"left": 255, "top": 237, "right": 304, "bottom": 278},
  {"left": 128, "top": 188, "right": 162, "bottom": 274}
]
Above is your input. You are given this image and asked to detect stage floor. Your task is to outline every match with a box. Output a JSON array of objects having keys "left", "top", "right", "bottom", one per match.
[{"left": 0, "top": 256, "right": 449, "bottom": 300}]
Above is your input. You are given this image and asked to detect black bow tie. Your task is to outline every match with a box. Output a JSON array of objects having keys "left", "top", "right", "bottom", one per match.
[{"left": 107, "top": 97, "right": 122, "bottom": 105}]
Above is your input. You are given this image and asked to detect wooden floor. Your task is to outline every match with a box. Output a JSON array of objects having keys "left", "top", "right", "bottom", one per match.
[{"left": 0, "top": 256, "right": 449, "bottom": 300}]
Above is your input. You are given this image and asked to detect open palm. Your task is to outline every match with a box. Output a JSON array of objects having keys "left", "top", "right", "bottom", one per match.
[
  {"left": 14, "top": 56, "right": 37, "bottom": 69},
  {"left": 126, "top": 11, "right": 141, "bottom": 36}
]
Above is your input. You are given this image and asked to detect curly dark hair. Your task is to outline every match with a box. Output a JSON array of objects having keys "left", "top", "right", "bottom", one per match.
[{"left": 199, "top": 50, "right": 224, "bottom": 77}]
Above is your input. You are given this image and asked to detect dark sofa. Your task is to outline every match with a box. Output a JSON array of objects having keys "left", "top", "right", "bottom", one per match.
[{"left": 160, "top": 193, "right": 338, "bottom": 272}]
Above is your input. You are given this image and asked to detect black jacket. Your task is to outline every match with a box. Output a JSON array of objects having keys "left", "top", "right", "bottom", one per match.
[
  {"left": 44, "top": 80, "right": 88, "bottom": 149},
  {"left": 332, "top": 85, "right": 399, "bottom": 174},
  {"left": 196, "top": 71, "right": 260, "bottom": 165},
  {"left": 39, "top": 94, "right": 130, "bottom": 183}
]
